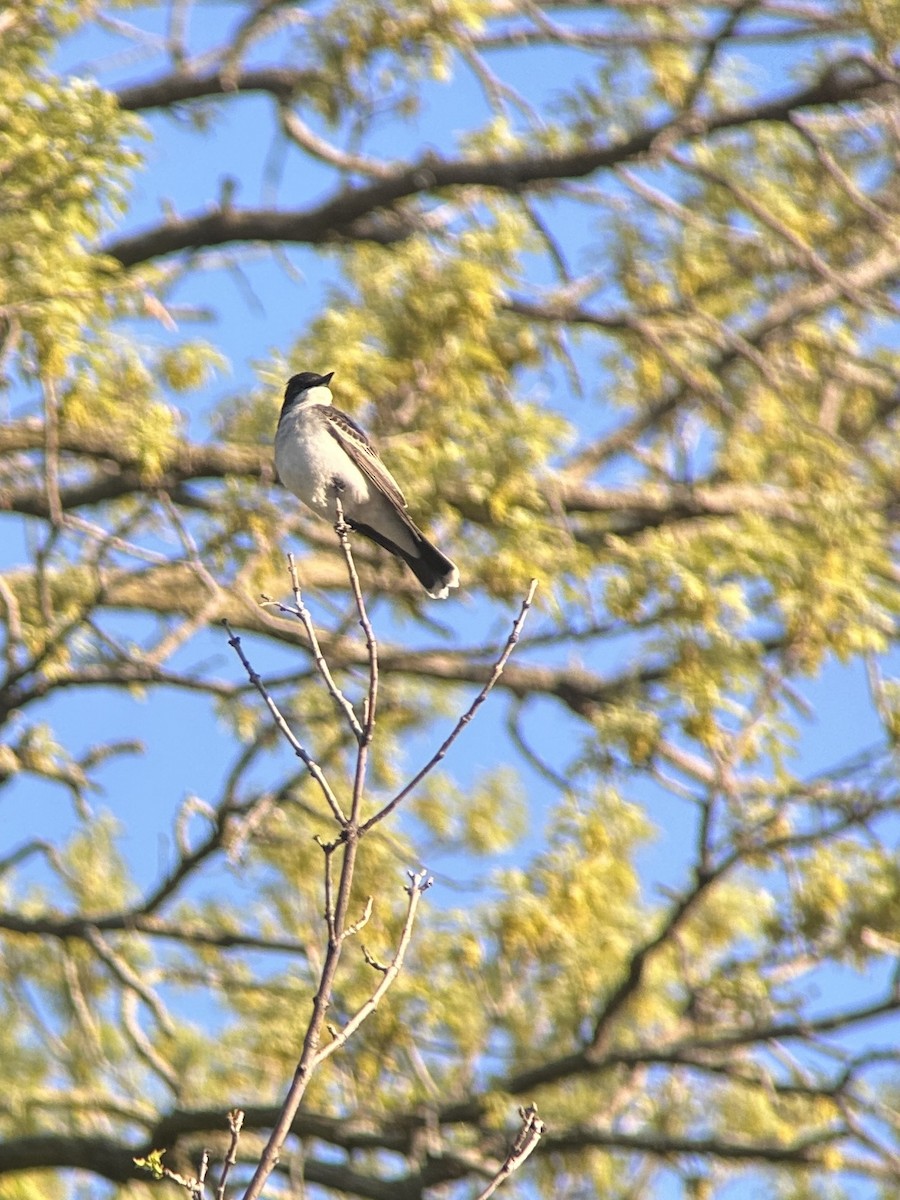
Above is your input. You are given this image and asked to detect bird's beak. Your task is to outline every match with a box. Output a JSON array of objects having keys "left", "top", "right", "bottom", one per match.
[{"left": 321, "top": 371, "right": 335, "bottom": 385}]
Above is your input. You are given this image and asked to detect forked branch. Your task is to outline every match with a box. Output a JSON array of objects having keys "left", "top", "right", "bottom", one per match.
[{"left": 224, "top": 522, "right": 537, "bottom": 1200}]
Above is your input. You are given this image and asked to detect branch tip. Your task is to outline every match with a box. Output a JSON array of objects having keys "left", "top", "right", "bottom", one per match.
[
  {"left": 406, "top": 868, "right": 433, "bottom": 894},
  {"left": 362, "top": 944, "right": 388, "bottom": 972},
  {"left": 474, "top": 1103, "right": 545, "bottom": 1200}
]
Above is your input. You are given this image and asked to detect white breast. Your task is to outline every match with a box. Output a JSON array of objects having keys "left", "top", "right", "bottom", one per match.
[{"left": 275, "top": 405, "right": 371, "bottom": 516}]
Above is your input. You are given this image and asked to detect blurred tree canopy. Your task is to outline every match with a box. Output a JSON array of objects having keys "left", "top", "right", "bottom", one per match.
[{"left": 1, "top": 1, "right": 900, "bottom": 1197}]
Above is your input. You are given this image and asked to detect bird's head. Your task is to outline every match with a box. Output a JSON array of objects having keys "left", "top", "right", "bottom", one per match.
[{"left": 284, "top": 371, "right": 334, "bottom": 406}]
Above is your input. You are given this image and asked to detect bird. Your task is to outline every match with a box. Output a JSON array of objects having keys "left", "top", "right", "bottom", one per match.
[{"left": 274, "top": 370, "right": 460, "bottom": 599}]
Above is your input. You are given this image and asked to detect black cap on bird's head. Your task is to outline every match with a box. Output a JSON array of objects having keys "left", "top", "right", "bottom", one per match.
[{"left": 284, "top": 371, "right": 334, "bottom": 404}]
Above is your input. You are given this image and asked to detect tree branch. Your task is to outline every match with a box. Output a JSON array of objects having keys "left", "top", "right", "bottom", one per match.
[
  {"left": 115, "top": 66, "right": 320, "bottom": 110},
  {"left": 101, "top": 59, "right": 892, "bottom": 268}
]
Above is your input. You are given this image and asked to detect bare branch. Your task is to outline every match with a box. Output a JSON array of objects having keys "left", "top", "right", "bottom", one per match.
[
  {"left": 362, "top": 579, "right": 539, "bottom": 832},
  {"left": 312, "top": 871, "right": 431, "bottom": 1067},
  {"left": 83, "top": 926, "right": 176, "bottom": 1037},
  {"left": 102, "top": 59, "right": 891, "bottom": 268},
  {"left": 121, "top": 991, "right": 180, "bottom": 1094},
  {"left": 216, "top": 1110, "right": 245, "bottom": 1200},
  {"left": 341, "top": 894, "right": 374, "bottom": 943},
  {"left": 222, "top": 619, "right": 346, "bottom": 824},
  {"left": 115, "top": 66, "right": 320, "bottom": 110},
  {"left": 473, "top": 1105, "right": 546, "bottom": 1200},
  {"left": 261, "top": 554, "right": 364, "bottom": 740}
]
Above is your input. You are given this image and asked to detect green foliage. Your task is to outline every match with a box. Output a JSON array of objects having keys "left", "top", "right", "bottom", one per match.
[
  {"left": 133, "top": 1151, "right": 167, "bottom": 1180},
  {"left": 413, "top": 767, "right": 527, "bottom": 853},
  {"left": 0, "top": 2, "right": 142, "bottom": 378},
  {"left": 308, "top": 0, "right": 493, "bottom": 119}
]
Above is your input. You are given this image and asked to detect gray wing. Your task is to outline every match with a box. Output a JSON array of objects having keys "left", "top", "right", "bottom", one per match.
[{"left": 326, "top": 407, "right": 408, "bottom": 511}]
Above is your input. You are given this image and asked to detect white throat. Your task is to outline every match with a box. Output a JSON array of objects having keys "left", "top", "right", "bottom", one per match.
[{"left": 294, "top": 384, "right": 333, "bottom": 410}]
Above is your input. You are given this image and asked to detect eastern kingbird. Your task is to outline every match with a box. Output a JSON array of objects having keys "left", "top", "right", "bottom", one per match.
[{"left": 275, "top": 371, "right": 460, "bottom": 598}]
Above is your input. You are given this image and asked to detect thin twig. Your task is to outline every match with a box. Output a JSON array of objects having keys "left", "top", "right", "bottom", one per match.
[
  {"left": 0, "top": 837, "right": 69, "bottom": 881},
  {"left": 135, "top": 1149, "right": 209, "bottom": 1197},
  {"left": 222, "top": 620, "right": 346, "bottom": 824},
  {"left": 147, "top": 490, "right": 224, "bottom": 666},
  {"left": 362, "top": 580, "right": 539, "bottom": 832},
  {"left": 195, "top": 1150, "right": 210, "bottom": 1200},
  {"left": 333, "top": 495, "right": 378, "bottom": 830},
  {"left": 60, "top": 512, "right": 172, "bottom": 565},
  {"left": 121, "top": 990, "right": 180, "bottom": 1093},
  {"left": 216, "top": 1110, "right": 245, "bottom": 1200},
  {"left": 473, "top": 1105, "right": 545, "bottom": 1200},
  {"left": 318, "top": 835, "right": 338, "bottom": 942},
  {"left": 83, "top": 925, "right": 176, "bottom": 1036},
  {"left": 341, "top": 894, "right": 373, "bottom": 942},
  {"left": 312, "top": 871, "right": 431, "bottom": 1067},
  {"left": 279, "top": 105, "right": 395, "bottom": 177},
  {"left": 262, "top": 553, "right": 363, "bottom": 740},
  {"left": 288, "top": 555, "right": 361, "bottom": 742},
  {"left": 333, "top": 496, "right": 378, "bottom": 746},
  {"left": 678, "top": 0, "right": 754, "bottom": 115}
]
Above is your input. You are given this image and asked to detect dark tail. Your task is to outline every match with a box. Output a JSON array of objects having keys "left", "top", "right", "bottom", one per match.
[{"left": 348, "top": 519, "right": 460, "bottom": 599}]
